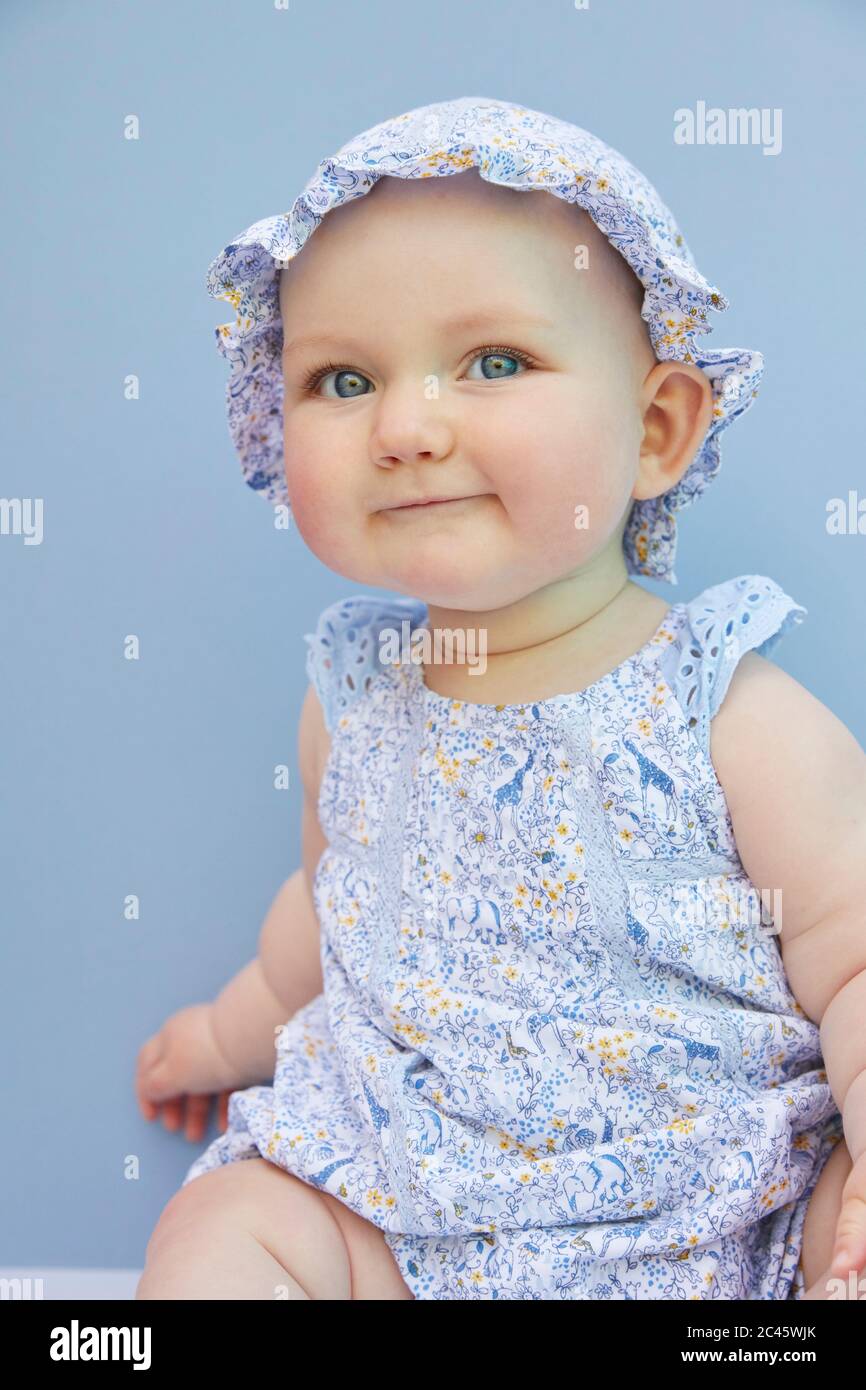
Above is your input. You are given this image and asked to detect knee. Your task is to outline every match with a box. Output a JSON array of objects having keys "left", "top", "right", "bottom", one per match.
[{"left": 145, "top": 1159, "right": 273, "bottom": 1260}]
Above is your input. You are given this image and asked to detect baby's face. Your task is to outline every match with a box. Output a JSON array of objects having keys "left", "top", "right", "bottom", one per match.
[{"left": 279, "top": 169, "right": 658, "bottom": 610}]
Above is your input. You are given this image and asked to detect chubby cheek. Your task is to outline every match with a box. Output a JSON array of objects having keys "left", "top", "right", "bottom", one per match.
[
  {"left": 492, "top": 384, "right": 635, "bottom": 561},
  {"left": 283, "top": 438, "right": 363, "bottom": 568}
]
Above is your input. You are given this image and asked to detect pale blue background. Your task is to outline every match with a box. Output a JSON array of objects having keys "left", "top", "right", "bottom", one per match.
[{"left": 2, "top": 0, "right": 863, "bottom": 1269}]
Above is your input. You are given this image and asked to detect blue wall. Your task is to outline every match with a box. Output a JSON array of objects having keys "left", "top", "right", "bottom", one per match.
[{"left": 1, "top": 0, "right": 863, "bottom": 1266}]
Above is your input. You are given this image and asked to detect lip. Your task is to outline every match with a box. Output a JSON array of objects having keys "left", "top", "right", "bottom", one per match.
[{"left": 384, "top": 494, "right": 480, "bottom": 511}]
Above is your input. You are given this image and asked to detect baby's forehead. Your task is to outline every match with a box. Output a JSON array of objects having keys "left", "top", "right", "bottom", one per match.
[
  {"left": 293, "top": 168, "right": 605, "bottom": 256},
  {"left": 279, "top": 171, "right": 643, "bottom": 318}
]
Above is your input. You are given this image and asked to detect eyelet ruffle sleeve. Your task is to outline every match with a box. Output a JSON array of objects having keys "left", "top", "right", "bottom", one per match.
[
  {"left": 303, "top": 592, "right": 427, "bottom": 734},
  {"left": 663, "top": 574, "right": 807, "bottom": 760}
]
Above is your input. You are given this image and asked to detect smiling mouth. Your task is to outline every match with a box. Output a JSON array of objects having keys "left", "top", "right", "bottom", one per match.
[{"left": 385, "top": 495, "right": 484, "bottom": 512}]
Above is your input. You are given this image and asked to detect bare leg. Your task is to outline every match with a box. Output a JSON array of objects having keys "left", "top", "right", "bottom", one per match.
[{"left": 136, "top": 1158, "right": 414, "bottom": 1301}]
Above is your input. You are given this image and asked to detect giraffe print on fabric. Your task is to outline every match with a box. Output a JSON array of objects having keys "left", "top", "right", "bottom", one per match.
[
  {"left": 183, "top": 574, "right": 843, "bottom": 1300},
  {"left": 622, "top": 737, "right": 677, "bottom": 818}
]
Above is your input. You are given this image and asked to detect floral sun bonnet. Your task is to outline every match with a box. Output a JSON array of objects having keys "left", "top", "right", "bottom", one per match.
[{"left": 206, "top": 96, "right": 763, "bottom": 584}]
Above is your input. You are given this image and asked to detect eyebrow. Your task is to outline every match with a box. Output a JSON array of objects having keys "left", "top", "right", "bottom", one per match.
[{"left": 280, "top": 308, "right": 557, "bottom": 359}]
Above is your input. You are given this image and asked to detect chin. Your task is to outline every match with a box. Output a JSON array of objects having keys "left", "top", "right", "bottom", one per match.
[{"left": 383, "top": 554, "right": 488, "bottom": 602}]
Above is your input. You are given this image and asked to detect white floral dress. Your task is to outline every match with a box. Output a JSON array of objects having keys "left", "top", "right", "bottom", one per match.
[{"left": 182, "top": 573, "right": 843, "bottom": 1301}]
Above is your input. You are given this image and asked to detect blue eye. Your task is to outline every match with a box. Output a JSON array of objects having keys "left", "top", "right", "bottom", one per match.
[
  {"left": 464, "top": 346, "right": 534, "bottom": 381},
  {"left": 312, "top": 367, "right": 372, "bottom": 399},
  {"left": 300, "top": 343, "right": 535, "bottom": 397}
]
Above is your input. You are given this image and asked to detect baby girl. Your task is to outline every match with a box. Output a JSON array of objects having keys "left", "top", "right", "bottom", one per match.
[{"left": 134, "top": 97, "right": 866, "bottom": 1301}]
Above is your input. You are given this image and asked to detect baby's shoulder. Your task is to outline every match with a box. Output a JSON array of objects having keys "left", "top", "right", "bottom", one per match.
[
  {"left": 700, "top": 585, "right": 866, "bottom": 994},
  {"left": 303, "top": 591, "right": 427, "bottom": 734}
]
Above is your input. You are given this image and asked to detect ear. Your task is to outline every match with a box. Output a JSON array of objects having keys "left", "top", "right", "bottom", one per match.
[{"left": 632, "top": 361, "right": 714, "bottom": 501}]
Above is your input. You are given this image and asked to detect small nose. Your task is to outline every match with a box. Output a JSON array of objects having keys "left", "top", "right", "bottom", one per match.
[
  {"left": 370, "top": 381, "right": 455, "bottom": 468},
  {"left": 376, "top": 445, "right": 439, "bottom": 468}
]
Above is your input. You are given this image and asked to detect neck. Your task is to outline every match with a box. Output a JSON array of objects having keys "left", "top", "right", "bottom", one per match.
[{"left": 421, "top": 549, "right": 635, "bottom": 680}]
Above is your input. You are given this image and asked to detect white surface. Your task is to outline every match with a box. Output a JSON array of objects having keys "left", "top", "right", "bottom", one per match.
[{"left": 0, "top": 1268, "right": 143, "bottom": 1300}]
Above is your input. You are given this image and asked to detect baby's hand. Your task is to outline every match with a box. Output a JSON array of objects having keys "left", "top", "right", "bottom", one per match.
[
  {"left": 135, "top": 1002, "right": 238, "bottom": 1143},
  {"left": 827, "top": 1149, "right": 866, "bottom": 1287}
]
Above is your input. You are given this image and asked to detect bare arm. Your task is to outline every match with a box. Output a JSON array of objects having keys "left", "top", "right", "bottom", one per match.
[
  {"left": 710, "top": 652, "right": 866, "bottom": 1164},
  {"left": 207, "top": 681, "right": 332, "bottom": 1088}
]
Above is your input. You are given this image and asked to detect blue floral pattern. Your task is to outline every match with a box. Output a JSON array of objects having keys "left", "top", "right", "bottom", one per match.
[
  {"left": 183, "top": 574, "right": 842, "bottom": 1300},
  {"left": 205, "top": 96, "right": 764, "bottom": 584}
]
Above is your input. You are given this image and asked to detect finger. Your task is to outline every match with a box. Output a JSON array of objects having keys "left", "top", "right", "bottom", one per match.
[
  {"left": 218, "top": 1090, "right": 231, "bottom": 1131},
  {"left": 135, "top": 1035, "right": 162, "bottom": 1081},
  {"left": 141, "top": 1062, "right": 182, "bottom": 1106},
  {"left": 829, "top": 1196, "right": 866, "bottom": 1278},
  {"left": 135, "top": 1037, "right": 163, "bottom": 1110},
  {"left": 183, "top": 1094, "right": 211, "bottom": 1143},
  {"left": 161, "top": 1098, "right": 184, "bottom": 1132}
]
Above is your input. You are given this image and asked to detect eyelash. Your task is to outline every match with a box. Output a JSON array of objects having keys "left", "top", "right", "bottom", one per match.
[{"left": 299, "top": 344, "right": 538, "bottom": 395}]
